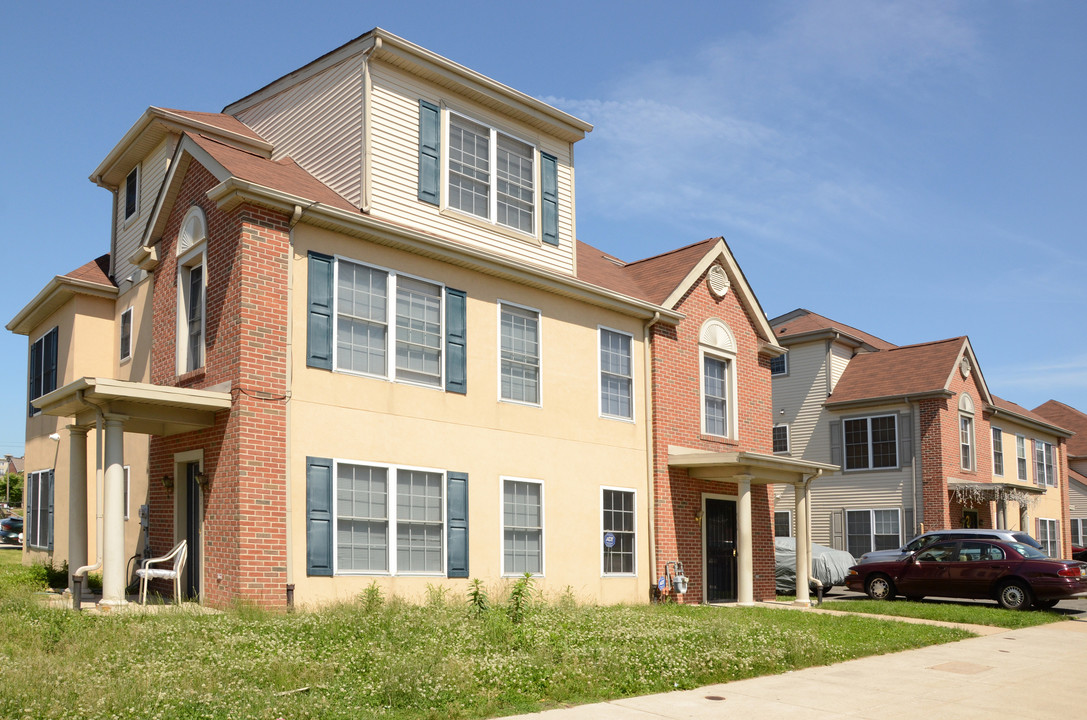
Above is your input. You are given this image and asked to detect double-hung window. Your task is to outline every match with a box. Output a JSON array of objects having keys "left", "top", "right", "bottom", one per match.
[
  {"left": 25, "top": 470, "right": 53, "bottom": 549},
  {"left": 1071, "top": 518, "right": 1086, "bottom": 548},
  {"left": 448, "top": 113, "right": 535, "bottom": 234},
  {"left": 1016, "top": 435, "right": 1028, "bottom": 480},
  {"left": 992, "top": 427, "right": 1004, "bottom": 476},
  {"left": 124, "top": 166, "right": 139, "bottom": 221},
  {"left": 774, "top": 510, "right": 792, "bottom": 537},
  {"left": 119, "top": 308, "right": 132, "bottom": 362},
  {"left": 28, "top": 327, "right": 58, "bottom": 417},
  {"left": 1037, "top": 518, "right": 1059, "bottom": 558},
  {"left": 335, "top": 461, "right": 445, "bottom": 575},
  {"left": 843, "top": 415, "right": 898, "bottom": 470},
  {"left": 503, "top": 478, "right": 543, "bottom": 575},
  {"left": 601, "top": 488, "right": 635, "bottom": 575},
  {"left": 599, "top": 328, "right": 633, "bottom": 420},
  {"left": 1035, "top": 440, "right": 1056, "bottom": 487},
  {"left": 846, "top": 509, "right": 900, "bottom": 558},
  {"left": 335, "top": 259, "right": 444, "bottom": 387},
  {"left": 773, "top": 425, "right": 790, "bottom": 454},
  {"left": 960, "top": 415, "right": 975, "bottom": 471},
  {"left": 500, "top": 303, "right": 540, "bottom": 405},
  {"left": 703, "top": 355, "right": 731, "bottom": 437}
]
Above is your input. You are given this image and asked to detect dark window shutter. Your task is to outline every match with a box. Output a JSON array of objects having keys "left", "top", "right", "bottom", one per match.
[
  {"left": 445, "top": 288, "right": 467, "bottom": 394},
  {"left": 898, "top": 412, "right": 912, "bottom": 466},
  {"left": 829, "top": 420, "right": 842, "bottom": 468},
  {"left": 306, "top": 457, "right": 334, "bottom": 576},
  {"left": 28, "top": 337, "right": 41, "bottom": 416},
  {"left": 540, "top": 152, "right": 559, "bottom": 246},
  {"left": 447, "top": 471, "right": 469, "bottom": 578},
  {"left": 44, "top": 328, "right": 58, "bottom": 395},
  {"left": 47, "top": 470, "right": 54, "bottom": 552},
  {"left": 418, "top": 100, "right": 441, "bottom": 205},
  {"left": 307, "top": 252, "right": 334, "bottom": 370}
]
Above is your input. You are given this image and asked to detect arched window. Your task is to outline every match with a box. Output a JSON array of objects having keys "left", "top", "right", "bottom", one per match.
[
  {"left": 699, "top": 318, "right": 738, "bottom": 439},
  {"left": 177, "top": 207, "right": 207, "bottom": 374}
]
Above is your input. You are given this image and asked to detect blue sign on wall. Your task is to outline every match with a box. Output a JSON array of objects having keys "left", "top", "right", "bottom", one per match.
[
  {"left": 603, "top": 532, "right": 616, "bottom": 548},
  {"left": 657, "top": 576, "right": 667, "bottom": 591}
]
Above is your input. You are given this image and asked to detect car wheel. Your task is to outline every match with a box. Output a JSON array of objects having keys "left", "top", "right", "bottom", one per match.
[
  {"left": 865, "top": 574, "right": 895, "bottom": 601},
  {"left": 1034, "top": 598, "right": 1059, "bottom": 610},
  {"left": 905, "top": 595, "right": 924, "bottom": 602},
  {"left": 996, "top": 580, "right": 1033, "bottom": 610}
]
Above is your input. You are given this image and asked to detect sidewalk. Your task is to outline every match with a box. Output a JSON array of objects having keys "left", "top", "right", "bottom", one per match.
[{"left": 501, "top": 614, "right": 1087, "bottom": 719}]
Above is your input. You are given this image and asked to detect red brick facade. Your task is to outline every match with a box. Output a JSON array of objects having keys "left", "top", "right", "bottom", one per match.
[
  {"left": 651, "top": 264, "right": 777, "bottom": 603},
  {"left": 146, "top": 160, "right": 290, "bottom": 607}
]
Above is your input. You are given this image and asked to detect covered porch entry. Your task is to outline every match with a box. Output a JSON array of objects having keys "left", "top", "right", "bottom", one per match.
[
  {"left": 34, "top": 377, "right": 231, "bottom": 607},
  {"left": 668, "top": 447, "right": 837, "bottom": 606}
]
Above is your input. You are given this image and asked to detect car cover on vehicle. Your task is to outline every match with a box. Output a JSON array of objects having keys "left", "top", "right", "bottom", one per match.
[{"left": 774, "top": 537, "right": 856, "bottom": 595}]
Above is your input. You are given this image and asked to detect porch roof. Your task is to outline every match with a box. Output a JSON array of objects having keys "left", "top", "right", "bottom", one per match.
[
  {"left": 667, "top": 446, "right": 838, "bottom": 485},
  {"left": 946, "top": 477, "right": 1047, "bottom": 496},
  {"left": 34, "top": 377, "right": 232, "bottom": 436}
]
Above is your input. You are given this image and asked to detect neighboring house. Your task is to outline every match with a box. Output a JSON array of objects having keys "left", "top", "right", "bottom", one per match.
[
  {"left": 0, "top": 456, "right": 24, "bottom": 476},
  {"left": 7, "top": 28, "right": 819, "bottom": 608},
  {"left": 771, "top": 309, "right": 1074, "bottom": 559},
  {"left": 1033, "top": 400, "right": 1087, "bottom": 547}
]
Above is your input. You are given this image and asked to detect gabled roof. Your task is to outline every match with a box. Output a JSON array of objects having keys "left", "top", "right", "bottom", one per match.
[
  {"left": 6, "top": 254, "right": 117, "bottom": 336},
  {"left": 988, "top": 395, "right": 1073, "bottom": 439},
  {"left": 576, "top": 238, "right": 782, "bottom": 349},
  {"left": 1033, "top": 400, "right": 1087, "bottom": 455},
  {"left": 770, "top": 308, "right": 897, "bottom": 351},
  {"left": 826, "top": 336, "right": 990, "bottom": 408}
]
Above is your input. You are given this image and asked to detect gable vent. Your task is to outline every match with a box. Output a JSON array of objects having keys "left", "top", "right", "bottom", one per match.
[{"left": 707, "top": 264, "right": 730, "bottom": 298}]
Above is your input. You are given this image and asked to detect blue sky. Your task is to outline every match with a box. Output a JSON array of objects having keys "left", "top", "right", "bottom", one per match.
[{"left": 2, "top": 1, "right": 1085, "bottom": 456}]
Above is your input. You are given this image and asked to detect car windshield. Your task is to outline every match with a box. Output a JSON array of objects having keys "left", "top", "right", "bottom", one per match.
[{"left": 1007, "top": 542, "right": 1047, "bottom": 559}]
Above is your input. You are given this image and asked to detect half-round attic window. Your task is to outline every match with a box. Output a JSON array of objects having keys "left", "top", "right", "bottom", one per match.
[
  {"left": 959, "top": 393, "right": 975, "bottom": 414},
  {"left": 177, "top": 207, "right": 208, "bottom": 255},
  {"left": 699, "top": 318, "right": 736, "bottom": 353}
]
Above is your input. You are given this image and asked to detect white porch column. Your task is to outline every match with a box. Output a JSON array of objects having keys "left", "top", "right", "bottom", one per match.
[
  {"left": 996, "top": 498, "right": 1007, "bottom": 529},
  {"left": 1020, "top": 505, "right": 1029, "bottom": 533},
  {"left": 736, "top": 475, "right": 754, "bottom": 606},
  {"left": 100, "top": 414, "right": 128, "bottom": 607},
  {"left": 794, "top": 480, "right": 811, "bottom": 606},
  {"left": 67, "top": 425, "right": 89, "bottom": 595}
]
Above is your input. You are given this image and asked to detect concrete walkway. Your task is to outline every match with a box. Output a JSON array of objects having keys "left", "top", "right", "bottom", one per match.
[{"left": 502, "top": 612, "right": 1087, "bottom": 719}]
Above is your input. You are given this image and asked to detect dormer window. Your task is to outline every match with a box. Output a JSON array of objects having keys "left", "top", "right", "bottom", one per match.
[
  {"left": 124, "top": 166, "right": 140, "bottom": 220},
  {"left": 418, "top": 101, "right": 559, "bottom": 246}
]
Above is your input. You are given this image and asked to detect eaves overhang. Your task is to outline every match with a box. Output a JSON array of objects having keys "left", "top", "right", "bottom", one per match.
[
  {"left": 825, "top": 390, "right": 953, "bottom": 411},
  {"left": 34, "top": 377, "right": 232, "bottom": 437},
  {"left": 985, "top": 404, "right": 1074, "bottom": 439},
  {"left": 775, "top": 327, "right": 875, "bottom": 351},
  {"left": 7, "top": 276, "right": 118, "bottom": 336},
  {"left": 667, "top": 446, "right": 838, "bottom": 486},
  {"left": 204, "top": 177, "right": 683, "bottom": 324}
]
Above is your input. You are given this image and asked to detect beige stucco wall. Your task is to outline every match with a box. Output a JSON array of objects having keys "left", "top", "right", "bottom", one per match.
[{"left": 286, "top": 224, "right": 650, "bottom": 605}]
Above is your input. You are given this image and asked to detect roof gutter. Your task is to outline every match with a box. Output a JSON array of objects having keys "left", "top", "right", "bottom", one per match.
[
  {"left": 986, "top": 405, "right": 1074, "bottom": 438},
  {"left": 826, "top": 389, "right": 952, "bottom": 411}
]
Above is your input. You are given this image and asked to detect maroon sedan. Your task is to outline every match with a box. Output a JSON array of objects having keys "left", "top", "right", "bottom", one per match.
[{"left": 845, "top": 538, "right": 1087, "bottom": 610}]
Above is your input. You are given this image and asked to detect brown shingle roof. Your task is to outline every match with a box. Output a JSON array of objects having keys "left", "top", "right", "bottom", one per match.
[
  {"left": 63, "top": 254, "right": 113, "bottom": 287},
  {"left": 159, "top": 108, "right": 267, "bottom": 142},
  {"left": 771, "top": 308, "right": 897, "bottom": 350},
  {"left": 989, "top": 395, "right": 1071, "bottom": 435},
  {"left": 576, "top": 238, "right": 718, "bottom": 304},
  {"left": 827, "top": 337, "right": 965, "bottom": 405},
  {"left": 1033, "top": 400, "right": 1087, "bottom": 455},
  {"left": 186, "top": 133, "right": 358, "bottom": 213}
]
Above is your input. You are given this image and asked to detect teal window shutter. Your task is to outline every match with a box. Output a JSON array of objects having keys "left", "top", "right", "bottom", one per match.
[
  {"left": 540, "top": 152, "right": 559, "bottom": 246},
  {"left": 306, "top": 457, "right": 334, "bottom": 576},
  {"left": 447, "top": 472, "right": 469, "bottom": 578},
  {"left": 307, "top": 252, "right": 334, "bottom": 370},
  {"left": 418, "top": 100, "right": 441, "bottom": 205},
  {"left": 445, "top": 288, "right": 467, "bottom": 394}
]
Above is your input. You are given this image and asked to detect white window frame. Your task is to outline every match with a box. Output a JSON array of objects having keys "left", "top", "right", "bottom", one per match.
[
  {"left": 442, "top": 108, "right": 540, "bottom": 238},
  {"left": 991, "top": 426, "right": 1004, "bottom": 477},
  {"left": 769, "top": 352, "right": 788, "bottom": 376},
  {"left": 1035, "top": 440, "right": 1057, "bottom": 488},
  {"left": 842, "top": 415, "right": 899, "bottom": 471},
  {"left": 1016, "top": 434, "right": 1028, "bottom": 480},
  {"left": 772, "top": 424, "right": 790, "bottom": 454},
  {"left": 501, "top": 476, "right": 544, "bottom": 577},
  {"left": 1038, "top": 517, "right": 1059, "bottom": 558},
  {"left": 331, "top": 459, "right": 447, "bottom": 577},
  {"left": 124, "top": 164, "right": 140, "bottom": 223},
  {"left": 959, "top": 414, "right": 975, "bottom": 471},
  {"left": 1071, "top": 518, "right": 1086, "bottom": 547},
  {"left": 598, "top": 326, "right": 634, "bottom": 421},
  {"left": 498, "top": 300, "right": 542, "bottom": 407},
  {"left": 600, "top": 486, "right": 637, "bottom": 577},
  {"left": 774, "top": 509, "right": 792, "bottom": 538},
  {"left": 845, "top": 508, "right": 902, "bottom": 558},
  {"left": 699, "top": 349, "right": 737, "bottom": 439},
  {"left": 119, "top": 307, "right": 133, "bottom": 363},
  {"left": 330, "top": 255, "right": 446, "bottom": 389}
]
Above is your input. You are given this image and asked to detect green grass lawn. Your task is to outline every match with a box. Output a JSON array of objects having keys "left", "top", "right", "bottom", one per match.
[
  {"left": 0, "top": 560, "right": 973, "bottom": 720},
  {"left": 819, "top": 596, "right": 1069, "bottom": 629}
]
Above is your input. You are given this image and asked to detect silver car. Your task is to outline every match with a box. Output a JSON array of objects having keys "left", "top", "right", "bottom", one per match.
[{"left": 857, "top": 528, "right": 1042, "bottom": 564}]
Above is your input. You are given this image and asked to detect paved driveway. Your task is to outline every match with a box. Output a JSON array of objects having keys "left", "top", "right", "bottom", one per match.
[{"left": 822, "top": 585, "right": 1087, "bottom": 617}]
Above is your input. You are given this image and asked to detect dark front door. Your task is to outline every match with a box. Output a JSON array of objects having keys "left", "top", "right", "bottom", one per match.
[
  {"left": 184, "top": 462, "right": 201, "bottom": 600},
  {"left": 705, "top": 498, "right": 737, "bottom": 603}
]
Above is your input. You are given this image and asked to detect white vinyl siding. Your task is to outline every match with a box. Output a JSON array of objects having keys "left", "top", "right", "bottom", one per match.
[
  {"left": 828, "top": 343, "right": 852, "bottom": 391},
  {"left": 367, "top": 66, "right": 577, "bottom": 275},
  {"left": 113, "top": 137, "right": 175, "bottom": 284},
  {"left": 770, "top": 341, "right": 831, "bottom": 462}
]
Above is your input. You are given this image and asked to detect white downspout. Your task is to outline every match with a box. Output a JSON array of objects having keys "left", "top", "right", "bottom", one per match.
[{"left": 908, "top": 397, "right": 921, "bottom": 538}]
